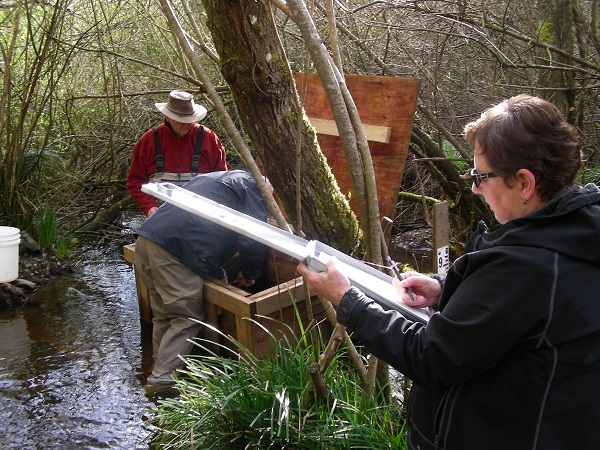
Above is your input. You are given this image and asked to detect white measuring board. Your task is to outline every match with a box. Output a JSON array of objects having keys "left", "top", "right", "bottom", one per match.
[{"left": 141, "top": 182, "right": 432, "bottom": 324}]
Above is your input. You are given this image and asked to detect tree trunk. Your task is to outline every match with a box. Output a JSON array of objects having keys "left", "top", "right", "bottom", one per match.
[
  {"left": 538, "top": 0, "right": 576, "bottom": 118},
  {"left": 201, "top": 0, "right": 360, "bottom": 254}
]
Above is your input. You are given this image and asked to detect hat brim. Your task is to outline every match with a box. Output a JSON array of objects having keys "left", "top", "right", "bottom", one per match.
[{"left": 155, "top": 102, "right": 208, "bottom": 123}]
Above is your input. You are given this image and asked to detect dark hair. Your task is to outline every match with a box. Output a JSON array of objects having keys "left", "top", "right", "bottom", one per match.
[{"left": 464, "top": 94, "right": 582, "bottom": 201}]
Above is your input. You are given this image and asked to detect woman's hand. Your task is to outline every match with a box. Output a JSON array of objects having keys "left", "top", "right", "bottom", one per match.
[
  {"left": 392, "top": 271, "right": 441, "bottom": 308},
  {"left": 296, "top": 257, "right": 350, "bottom": 306}
]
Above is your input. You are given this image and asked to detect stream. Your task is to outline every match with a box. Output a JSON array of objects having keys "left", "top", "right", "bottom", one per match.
[
  {"left": 0, "top": 238, "right": 155, "bottom": 449},
  {"left": 0, "top": 211, "right": 429, "bottom": 449}
]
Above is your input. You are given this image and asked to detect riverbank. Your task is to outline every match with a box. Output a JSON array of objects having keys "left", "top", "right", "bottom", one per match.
[{"left": 0, "top": 231, "right": 73, "bottom": 308}]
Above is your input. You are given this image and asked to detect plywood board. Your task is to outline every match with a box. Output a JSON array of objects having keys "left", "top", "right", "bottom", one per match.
[{"left": 293, "top": 74, "right": 420, "bottom": 221}]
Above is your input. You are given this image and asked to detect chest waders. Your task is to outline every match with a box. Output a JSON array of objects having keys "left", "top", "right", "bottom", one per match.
[{"left": 149, "top": 125, "right": 204, "bottom": 185}]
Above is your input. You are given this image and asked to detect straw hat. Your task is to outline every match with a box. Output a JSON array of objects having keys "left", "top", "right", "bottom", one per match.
[{"left": 155, "top": 90, "right": 207, "bottom": 123}]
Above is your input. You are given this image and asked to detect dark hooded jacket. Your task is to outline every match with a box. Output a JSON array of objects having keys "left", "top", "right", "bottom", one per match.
[
  {"left": 136, "top": 170, "right": 267, "bottom": 280},
  {"left": 337, "top": 183, "right": 600, "bottom": 450}
]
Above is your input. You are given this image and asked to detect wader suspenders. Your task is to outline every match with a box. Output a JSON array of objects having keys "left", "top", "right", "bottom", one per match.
[{"left": 153, "top": 125, "right": 204, "bottom": 175}]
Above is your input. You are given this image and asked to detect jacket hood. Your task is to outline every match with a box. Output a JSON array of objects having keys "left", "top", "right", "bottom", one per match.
[{"left": 473, "top": 183, "right": 600, "bottom": 265}]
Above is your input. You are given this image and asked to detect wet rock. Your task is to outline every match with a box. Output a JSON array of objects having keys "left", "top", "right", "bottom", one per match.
[
  {"left": 12, "top": 278, "right": 37, "bottom": 291},
  {"left": 19, "top": 231, "right": 42, "bottom": 255},
  {"left": 0, "top": 282, "right": 27, "bottom": 308}
]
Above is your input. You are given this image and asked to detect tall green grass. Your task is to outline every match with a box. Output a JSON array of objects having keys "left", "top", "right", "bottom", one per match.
[
  {"left": 149, "top": 319, "right": 407, "bottom": 449},
  {"left": 36, "top": 209, "right": 75, "bottom": 258}
]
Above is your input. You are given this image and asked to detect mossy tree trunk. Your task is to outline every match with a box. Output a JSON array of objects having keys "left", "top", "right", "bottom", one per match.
[{"left": 201, "top": 0, "right": 361, "bottom": 254}]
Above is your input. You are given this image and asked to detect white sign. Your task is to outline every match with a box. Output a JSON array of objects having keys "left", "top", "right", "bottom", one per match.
[{"left": 437, "top": 246, "right": 449, "bottom": 276}]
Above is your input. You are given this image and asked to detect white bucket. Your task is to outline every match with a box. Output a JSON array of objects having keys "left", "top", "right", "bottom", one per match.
[{"left": 0, "top": 226, "right": 21, "bottom": 283}]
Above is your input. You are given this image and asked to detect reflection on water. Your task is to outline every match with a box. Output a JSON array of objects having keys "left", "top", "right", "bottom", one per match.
[{"left": 0, "top": 242, "right": 154, "bottom": 449}]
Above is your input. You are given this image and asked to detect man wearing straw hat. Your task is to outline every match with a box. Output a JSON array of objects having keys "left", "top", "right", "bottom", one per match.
[{"left": 126, "top": 90, "right": 228, "bottom": 217}]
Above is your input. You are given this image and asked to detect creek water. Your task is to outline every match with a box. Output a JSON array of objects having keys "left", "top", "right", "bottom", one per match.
[
  {"left": 0, "top": 212, "right": 426, "bottom": 449},
  {"left": 0, "top": 240, "right": 155, "bottom": 449}
]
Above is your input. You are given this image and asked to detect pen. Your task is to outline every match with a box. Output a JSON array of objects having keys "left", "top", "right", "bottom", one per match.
[{"left": 386, "top": 256, "right": 415, "bottom": 302}]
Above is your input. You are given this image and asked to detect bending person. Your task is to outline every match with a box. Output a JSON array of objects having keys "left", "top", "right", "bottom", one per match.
[{"left": 135, "top": 170, "right": 268, "bottom": 393}]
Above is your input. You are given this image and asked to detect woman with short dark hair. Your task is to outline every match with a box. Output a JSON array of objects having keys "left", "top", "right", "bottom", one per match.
[
  {"left": 464, "top": 94, "right": 582, "bottom": 202},
  {"left": 298, "top": 95, "right": 600, "bottom": 449}
]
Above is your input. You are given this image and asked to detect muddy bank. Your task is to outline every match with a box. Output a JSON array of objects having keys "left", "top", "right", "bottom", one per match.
[{"left": 0, "top": 232, "right": 73, "bottom": 309}]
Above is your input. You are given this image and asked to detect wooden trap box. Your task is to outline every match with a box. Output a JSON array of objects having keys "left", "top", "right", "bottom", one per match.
[{"left": 123, "top": 243, "right": 331, "bottom": 357}]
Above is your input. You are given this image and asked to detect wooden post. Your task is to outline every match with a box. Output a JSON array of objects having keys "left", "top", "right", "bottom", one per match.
[
  {"left": 432, "top": 201, "right": 450, "bottom": 275},
  {"left": 123, "top": 244, "right": 153, "bottom": 323}
]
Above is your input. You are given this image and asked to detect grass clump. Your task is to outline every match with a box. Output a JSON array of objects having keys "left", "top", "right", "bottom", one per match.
[
  {"left": 36, "top": 209, "right": 76, "bottom": 258},
  {"left": 149, "top": 320, "right": 406, "bottom": 449}
]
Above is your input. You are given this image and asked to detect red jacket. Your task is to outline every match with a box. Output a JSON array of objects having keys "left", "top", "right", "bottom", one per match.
[{"left": 126, "top": 121, "right": 227, "bottom": 215}]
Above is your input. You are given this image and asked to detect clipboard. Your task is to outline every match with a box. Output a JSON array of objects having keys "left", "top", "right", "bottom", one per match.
[{"left": 141, "top": 182, "right": 432, "bottom": 324}]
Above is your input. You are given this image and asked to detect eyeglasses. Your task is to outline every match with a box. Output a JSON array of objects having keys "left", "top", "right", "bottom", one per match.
[{"left": 462, "top": 168, "right": 498, "bottom": 188}]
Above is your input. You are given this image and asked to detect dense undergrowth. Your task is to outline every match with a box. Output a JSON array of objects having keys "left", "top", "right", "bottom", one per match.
[{"left": 149, "top": 319, "right": 407, "bottom": 449}]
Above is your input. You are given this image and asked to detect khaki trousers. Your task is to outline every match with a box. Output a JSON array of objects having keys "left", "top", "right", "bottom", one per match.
[{"left": 134, "top": 236, "right": 204, "bottom": 385}]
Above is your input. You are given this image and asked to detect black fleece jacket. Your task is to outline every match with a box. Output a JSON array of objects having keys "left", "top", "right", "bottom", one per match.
[{"left": 337, "top": 183, "right": 600, "bottom": 450}]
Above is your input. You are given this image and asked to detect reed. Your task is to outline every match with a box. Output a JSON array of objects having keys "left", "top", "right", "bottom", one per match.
[
  {"left": 149, "top": 318, "right": 406, "bottom": 449},
  {"left": 36, "top": 209, "right": 75, "bottom": 258}
]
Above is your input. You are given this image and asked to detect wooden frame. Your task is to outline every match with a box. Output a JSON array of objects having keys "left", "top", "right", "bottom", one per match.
[{"left": 123, "top": 244, "right": 329, "bottom": 356}]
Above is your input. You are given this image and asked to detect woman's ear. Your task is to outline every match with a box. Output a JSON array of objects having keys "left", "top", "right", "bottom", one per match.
[{"left": 515, "top": 168, "right": 537, "bottom": 202}]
